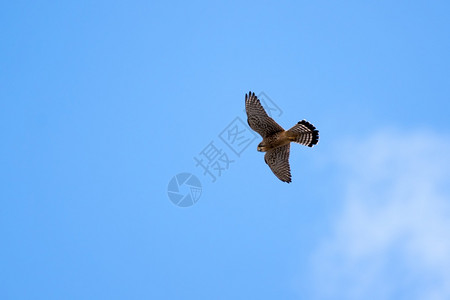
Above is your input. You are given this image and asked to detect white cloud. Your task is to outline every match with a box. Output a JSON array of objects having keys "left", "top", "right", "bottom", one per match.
[{"left": 310, "top": 130, "right": 450, "bottom": 300}]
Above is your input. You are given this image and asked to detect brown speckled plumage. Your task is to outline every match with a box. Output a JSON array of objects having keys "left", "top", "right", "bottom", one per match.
[{"left": 245, "top": 91, "right": 319, "bottom": 183}]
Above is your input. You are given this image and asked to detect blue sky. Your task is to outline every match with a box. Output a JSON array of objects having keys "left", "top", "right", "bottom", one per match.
[{"left": 1, "top": 1, "right": 450, "bottom": 299}]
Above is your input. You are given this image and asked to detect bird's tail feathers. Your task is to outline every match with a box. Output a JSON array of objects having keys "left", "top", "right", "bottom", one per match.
[{"left": 286, "top": 120, "right": 319, "bottom": 147}]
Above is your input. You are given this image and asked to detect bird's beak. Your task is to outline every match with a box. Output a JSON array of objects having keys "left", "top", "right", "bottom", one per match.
[{"left": 257, "top": 147, "right": 262, "bottom": 152}]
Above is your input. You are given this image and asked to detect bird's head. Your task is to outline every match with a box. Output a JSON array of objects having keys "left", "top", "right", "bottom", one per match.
[{"left": 257, "top": 142, "right": 268, "bottom": 152}]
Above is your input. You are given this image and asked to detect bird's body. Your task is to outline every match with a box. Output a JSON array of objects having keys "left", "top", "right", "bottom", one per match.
[
  {"left": 257, "top": 131, "right": 290, "bottom": 152},
  {"left": 245, "top": 91, "right": 319, "bottom": 183}
]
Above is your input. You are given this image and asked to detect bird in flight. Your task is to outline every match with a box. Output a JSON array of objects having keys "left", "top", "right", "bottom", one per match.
[{"left": 245, "top": 91, "right": 319, "bottom": 183}]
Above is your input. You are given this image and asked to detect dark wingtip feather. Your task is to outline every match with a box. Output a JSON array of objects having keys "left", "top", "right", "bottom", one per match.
[
  {"left": 280, "top": 177, "right": 291, "bottom": 183},
  {"left": 246, "top": 91, "right": 253, "bottom": 101}
]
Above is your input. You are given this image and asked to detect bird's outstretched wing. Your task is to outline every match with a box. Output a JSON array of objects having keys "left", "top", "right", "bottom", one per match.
[
  {"left": 245, "top": 91, "right": 284, "bottom": 138},
  {"left": 264, "top": 144, "right": 291, "bottom": 183}
]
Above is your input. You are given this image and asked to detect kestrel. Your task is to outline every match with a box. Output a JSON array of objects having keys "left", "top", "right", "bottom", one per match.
[{"left": 245, "top": 91, "right": 319, "bottom": 183}]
